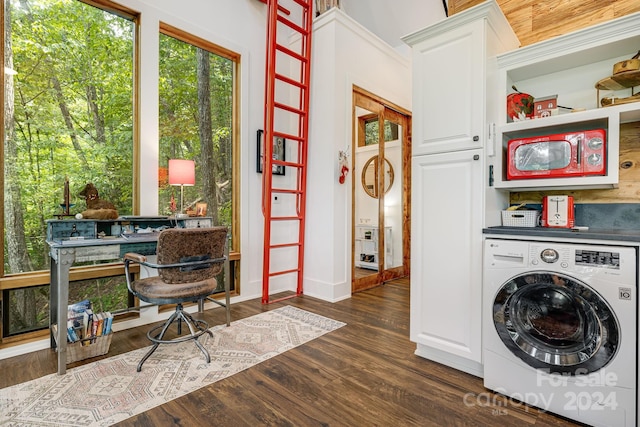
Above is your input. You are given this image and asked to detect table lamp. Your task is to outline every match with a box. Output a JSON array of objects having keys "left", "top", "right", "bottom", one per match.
[{"left": 168, "top": 159, "right": 195, "bottom": 219}]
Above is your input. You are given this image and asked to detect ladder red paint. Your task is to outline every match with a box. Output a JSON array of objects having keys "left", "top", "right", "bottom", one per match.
[{"left": 259, "top": 0, "right": 313, "bottom": 304}]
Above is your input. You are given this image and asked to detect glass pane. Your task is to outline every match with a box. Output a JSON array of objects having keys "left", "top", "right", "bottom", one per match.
[
  {"left": 4, "top": 0, "right": 134, "bottom": 274},
  {"left": 3, "top": 275, "right": 130, "bottom": 336},
  {"left": 354, "top": 105, "right": 380, "bottom": 280},
  {"left": 157, "top": 33, "right": 234, "bottom": 231},
  {"left": 383, "top": 120, "right": 403, "bottom": 270},
  {"left": 514, "top": 141, "right": 571, "bottom": 171},
  {"left": 364, "top": 118, "right": 399, "bottom": 145},
  {"left": 493, "top": 272, "right": 619, "bottom": 374}
]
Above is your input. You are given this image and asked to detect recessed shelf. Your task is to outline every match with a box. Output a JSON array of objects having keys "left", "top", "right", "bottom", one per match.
[{"left": 492, "top": 11, "right": 640, "bottom": 192}]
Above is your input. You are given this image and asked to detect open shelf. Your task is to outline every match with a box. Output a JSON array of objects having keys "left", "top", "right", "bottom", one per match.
[{"left": 492, "top": 11, "right": 640, "bottom": 191}]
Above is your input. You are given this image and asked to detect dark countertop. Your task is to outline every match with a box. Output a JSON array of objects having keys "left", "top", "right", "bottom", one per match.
[{"left": 483, "top": 226, "right": 640, "bottom": 243}]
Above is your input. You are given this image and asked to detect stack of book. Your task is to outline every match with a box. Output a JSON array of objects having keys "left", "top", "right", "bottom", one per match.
[
  {"left": 67, "top": 299, "right": 114, "bottom": 345},
  {"left": 51, "top": 299, "right": 115, "bottom": 363}
]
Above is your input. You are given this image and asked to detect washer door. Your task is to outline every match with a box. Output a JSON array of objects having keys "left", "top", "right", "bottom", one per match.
[{"left": 493, "top": 271, "right": 619, "bottom": 375}]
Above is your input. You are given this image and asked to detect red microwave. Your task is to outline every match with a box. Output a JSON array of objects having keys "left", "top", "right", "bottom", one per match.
[{"left": 507, "top": 129, "right": 606, "bottom": 180}]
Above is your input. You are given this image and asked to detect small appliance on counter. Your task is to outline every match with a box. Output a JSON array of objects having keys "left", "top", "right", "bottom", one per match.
[{"left": 541, "top": 195, "right": 575, "bottom": 228}]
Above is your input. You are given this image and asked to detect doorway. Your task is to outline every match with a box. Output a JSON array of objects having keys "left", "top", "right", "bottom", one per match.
[{"left": 352, "top": 86, "right": 411, "bottom": 293}]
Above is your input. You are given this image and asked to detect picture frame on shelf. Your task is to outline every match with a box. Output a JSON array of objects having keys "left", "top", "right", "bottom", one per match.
[
  {"left": 256, "top": 129, "right": 286, "bottom": 176},
  {"left": 195, "top": 202, "right": 207, "bottom": 217}
]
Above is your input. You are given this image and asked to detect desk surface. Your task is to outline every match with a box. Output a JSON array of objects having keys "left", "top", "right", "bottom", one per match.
[{"left": 49, "top": 233, "right": 160, "bottom": 247}]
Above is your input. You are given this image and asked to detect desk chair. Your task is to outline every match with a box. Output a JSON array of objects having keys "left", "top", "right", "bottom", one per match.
[{"left": 124, "top": 226, "right": 229, "bottom": 372}]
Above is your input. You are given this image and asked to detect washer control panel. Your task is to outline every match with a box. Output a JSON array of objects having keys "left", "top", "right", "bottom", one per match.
[
  {"left": 529, "top": 244, "right": 571, "bottom": 268},
  {"left": 575, "top": 249, "right": 620, "bottom": 269},
  {"left": 528, "top": 245, "right": 621, "bottom": 270},
  {"left": 485, "top": 238, "right": 635, "bottom": 278}
]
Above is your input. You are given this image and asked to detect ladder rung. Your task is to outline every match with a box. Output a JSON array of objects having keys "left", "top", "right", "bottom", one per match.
[
  {"left": 272, "top": 188, "right": 303, "bottom": 194},
  {"left": 273, "top": 131, "right": 304, "bottom": 142},
  {"left": 273, "top": 159, "right": 303, "bottom": 168},
  {"left": 269, "top": 268, "right": 301, "bottom": 278},
  {"left": 277, "top": 14, "right": 308, "bottom": 37},
  {"left": 270, "top": 242, "right": 302, "bottom": 249},
  {"left": 275, "top": 73, "right": 305, "bottom": 90},
  {"left": 275, "top": 43, "right": 307, "bottom": 64},
  {"left": 274, "top": 101, "right": 306, "bottom": 117},
  {"left": 290, "top": 0, "right": 311, "bottom": 9},
  {"left": 270, "top": 215, "right": 303, "bottom": 221}
]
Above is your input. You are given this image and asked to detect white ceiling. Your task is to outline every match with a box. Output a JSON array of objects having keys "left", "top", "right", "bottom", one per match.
[{"left": 339, "top": 0, "right": 448, "bottom": 49}]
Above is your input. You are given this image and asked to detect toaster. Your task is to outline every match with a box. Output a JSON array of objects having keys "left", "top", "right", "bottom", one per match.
[{"left": 541, "top": 195, "right": 575, "bottom": 228}]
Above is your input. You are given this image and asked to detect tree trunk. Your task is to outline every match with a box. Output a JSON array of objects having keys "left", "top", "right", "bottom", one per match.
[
  {"left": 4, "top": 0, "right": 36, "bottom": 325},
  {"left": 196, "top": 48, "right": 218, "bottom": 224},
  {"left": 52, "top": 75, "right": 88, "bottom": 166}
]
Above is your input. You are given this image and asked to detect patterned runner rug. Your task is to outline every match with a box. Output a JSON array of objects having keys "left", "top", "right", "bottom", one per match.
[{"left": 0, "top": 306, "right": 345, "bottom": 426}]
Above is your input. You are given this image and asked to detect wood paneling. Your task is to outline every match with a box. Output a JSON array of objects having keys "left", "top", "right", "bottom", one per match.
[
  {"left": 449, "top": 0, "right": 640, "bottom": 204},
  {"left": 449, "top": 0, "right": 640, "bottom": 47},
  {"left": 0, "top": 279, "right": 581, "bottom": 426}
]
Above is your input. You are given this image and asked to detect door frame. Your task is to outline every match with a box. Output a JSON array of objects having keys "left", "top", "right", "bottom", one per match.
[{"left": 351, "top": 86, "right": 411, "bottom": 293}]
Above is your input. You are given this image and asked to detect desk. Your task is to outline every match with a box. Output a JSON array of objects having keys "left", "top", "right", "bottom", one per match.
[{"left": 47, "top": 217, "right": 214, "bottom": 375}]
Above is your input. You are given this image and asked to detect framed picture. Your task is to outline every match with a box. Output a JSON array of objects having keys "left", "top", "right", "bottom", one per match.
[
  {"left": 195, "top": 202, "right": 207, "bottom": 217},
  {"left": 257, "top": 129, "right": 286, "bottom": 176}
]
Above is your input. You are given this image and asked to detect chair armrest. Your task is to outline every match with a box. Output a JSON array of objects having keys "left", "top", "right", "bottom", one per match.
[
  {"left": 138, "top": 256, "right": 227, "bottom": 270},
  {"left": 123, "top": 253, "right": 147, "bottom": 263},
  {"left": 123, "top": 253, "right": 226, "bottom": 270}
]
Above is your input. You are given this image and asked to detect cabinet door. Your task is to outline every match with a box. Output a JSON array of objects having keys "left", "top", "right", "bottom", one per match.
[
  {"left": 410, "top": 149, "right": 483, "bottom": 363},
  {"left": 412, "top": 20, "right": 484, "bottom": 155}
]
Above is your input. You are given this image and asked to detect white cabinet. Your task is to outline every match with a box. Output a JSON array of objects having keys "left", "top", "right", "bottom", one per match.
[
  {"left": 492, "top": 12, "right": 640, "bottom": 191},
  {"left": 354, "top": 225, "right": 392, "bottom": 271},
  {"left": 406, "top": 20, "right": 483, "bottom": 155},
  {"left": 402, "top": 1, "right": 518, "bottom": 156},
  {"left": 403, "top": 0, "right": 518, "bottom": 377},
  {"left": 410, "top": 150, "right": 484, "bottom": 373}
]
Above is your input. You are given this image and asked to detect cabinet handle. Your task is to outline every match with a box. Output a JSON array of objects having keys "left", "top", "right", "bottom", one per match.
[
  {"left": 473, "top": 135, "right": 479, "bottom": 142},
  {"left": 473, "top": 154, "right": 480, "bottom": 160}
]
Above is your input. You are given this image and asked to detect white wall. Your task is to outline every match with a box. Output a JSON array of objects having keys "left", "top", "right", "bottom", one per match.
[
  {"left": 118, "top": 0, "right": 268, "bottom": 304},
  {"left": 303, "top": 9, "right": 412, "bottom": 302}
]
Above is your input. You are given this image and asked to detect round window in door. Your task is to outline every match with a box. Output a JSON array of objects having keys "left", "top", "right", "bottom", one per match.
[{"left": 492, "top": 271, "right": 619, "bottom": 375}]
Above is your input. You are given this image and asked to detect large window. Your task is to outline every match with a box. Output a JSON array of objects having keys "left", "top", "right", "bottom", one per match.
[
  {"left": 158, "top": 24, "right": 238, "bottom": 246},
  {"left": 3, "top": 0, "right": 135, "bottom": 274},
  {"left": 1, "top": 0, "right": 136, "bottom": 339},
  {"left": 0, "top": 2, "right": 240, "bottom": 345}
]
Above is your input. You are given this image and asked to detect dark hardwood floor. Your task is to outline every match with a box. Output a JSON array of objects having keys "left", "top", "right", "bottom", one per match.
[{"left": 1, "top": 278, "right": 582, "bottom": 426}]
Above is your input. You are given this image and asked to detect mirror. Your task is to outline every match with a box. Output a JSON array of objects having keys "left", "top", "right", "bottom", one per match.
[{"left": 361, "top": 155, "right": 394, "bottom": 198}]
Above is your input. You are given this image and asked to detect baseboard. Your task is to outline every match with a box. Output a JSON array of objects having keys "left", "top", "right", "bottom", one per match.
[
  {"left": 303, "top": 277, "right": 351, "bottom": 302},
  {"left": 415, "top": 343, "right": 483, "bottom": 378}
]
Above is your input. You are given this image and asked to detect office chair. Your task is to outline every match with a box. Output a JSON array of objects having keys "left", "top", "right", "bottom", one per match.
[{"left": 123, "top": 226, "right": 229, "bottom": 372}]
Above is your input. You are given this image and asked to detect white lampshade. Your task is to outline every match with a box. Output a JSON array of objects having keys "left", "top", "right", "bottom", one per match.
[{"left": 168, "top": 159, "right": 195, "bottom": 186}]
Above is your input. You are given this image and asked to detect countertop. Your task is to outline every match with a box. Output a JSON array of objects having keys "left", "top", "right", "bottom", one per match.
[{"left": 483, "top": 226, "right": 640, "bottom": 244}]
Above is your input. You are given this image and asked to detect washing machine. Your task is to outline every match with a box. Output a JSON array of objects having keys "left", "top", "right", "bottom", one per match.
[{"left": 483, "top": 237, "right": 637, "bottom": 427}]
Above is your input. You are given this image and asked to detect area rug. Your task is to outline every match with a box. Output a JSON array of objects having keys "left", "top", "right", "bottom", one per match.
[{"left": 0, "top": 306, "right": 345, "bottom": 426}]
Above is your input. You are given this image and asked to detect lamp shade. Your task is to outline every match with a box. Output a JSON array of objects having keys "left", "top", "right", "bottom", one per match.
[{"left": 168, "top": 159, "right": 195, "bottom": 186}]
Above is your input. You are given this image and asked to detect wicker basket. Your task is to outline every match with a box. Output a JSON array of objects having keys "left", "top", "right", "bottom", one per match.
[
  {"left": 501, "top": 210, "right": 540, "bottom": 227},
  {"left": 66, "top": 333, "right": 113, "bottom": 363}
]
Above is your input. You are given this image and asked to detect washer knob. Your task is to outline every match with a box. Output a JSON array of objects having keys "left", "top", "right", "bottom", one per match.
[{"left": 541, "top": 248, "right": 559, "bottom": 263}]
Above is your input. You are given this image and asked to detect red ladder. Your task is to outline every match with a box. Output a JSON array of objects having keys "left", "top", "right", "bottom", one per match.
[{"left": 259, "top": 0, "right": 313, "bottom": 303}]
